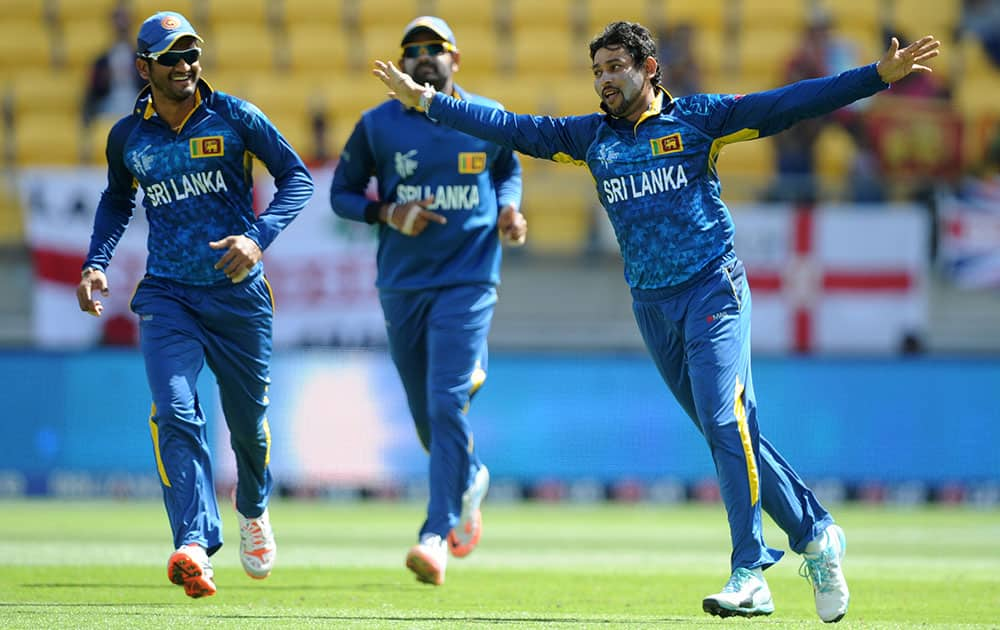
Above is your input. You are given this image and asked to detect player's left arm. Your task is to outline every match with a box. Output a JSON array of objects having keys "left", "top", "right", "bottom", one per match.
[
  {"left": 707, "top": 35, "right": 940, "bottom": 140},
  {"left": 233, "top": 99, "right": 315, "bottom": 251},
  {"left": 491, "top": 146, "right": 526, "bottom": 246}
]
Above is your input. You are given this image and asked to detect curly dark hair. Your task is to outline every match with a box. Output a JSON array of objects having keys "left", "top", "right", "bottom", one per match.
[{"left": 588, "top": 21, "right": 661, "bottom": 88}]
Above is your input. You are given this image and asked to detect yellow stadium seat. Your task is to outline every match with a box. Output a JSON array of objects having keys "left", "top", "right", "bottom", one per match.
[
  {"left": 51, "top": 0, "right": 119, "bottom": 23},
  {"left": 662, "top": 0, "right": 726, "bottom": 32},
  {"left": 362, "top": 24, "right": 412, "bottom": 62},
  {"left": 815, "top": 0, "right": 884, "bottom": 42},
  {"left": 427, "top": 0, "right": 498, "bottom": 31},
  {"left": 282, "top": 23, "right": 353, "bottom": 73},
  {"left": 261, "top": 109, "right": 315, "bottom": 162},
  {"left": 587, "top": 0, "right": 650, "bottom": 36},
  {"left": 506, "top": 0, "right": 580, "bottom": 29},
  {"left": 0, "top": 0, "right": 49, "bottom": 21},
  {"left": 737, "top": 25, "right": 801, "bottom": 86},
  {"left": 460, "top": 76, "right": 546, "bottom": 115},
  {"left": 511, "top": 26, "right": 586, "bottom": 76},
  {"left": 892, "top": 0, "right": 959, "bottom": 46},
  {"left": 10, "top": 71, "right": 83, "bottom": 118},
  {"left": 245, "top": 75, "right": 325, "bottom": 125},
  {"left": 203, "top": 0, "right": 272, "bottom": 28},
  {"left": 130, "top": 0, "right": 197, "bottom": 28},
  {"left": 57, "top": 17, "right": 117, "bottom": 71},
  {"left": 954, "top": 37, "right": 1000, "bottom": 118},
  {"left": 13, "top": 112, "right": 83, "bottom": 165},
  {"left": 451, "top": 24, "right": 501, "bottom": 77},
  {"left": 355, "top": 0, "right": 422, "bottom": 28},
  {"left": 739, "top": 0, "right": 809, "bottom": 30},
  {"left": 815, "top": 124, "right": 857, "bottom": 183},
  {"left": 521, "top": 163, "right": 595, "bottom": 255},
  {"left": 714, "top": 135, "right": 776, "bottom": 179},
  {"left": 203, "top": 24, "right": 277, "bottom": 72},
  {"left": 324, "top": 70, "right": 387, "bottom": 120},
  {"left": 0, "top": 171, "right": 26, "bottom": 245},
  {"left": 281, "top": 0, "right": 344, "bottom": 29},
  {"left": 0, "top": 21, "right": 54, "bottom": 75},
  {"left": 83, "top": 113, "right": 119, "bottom": 166}
]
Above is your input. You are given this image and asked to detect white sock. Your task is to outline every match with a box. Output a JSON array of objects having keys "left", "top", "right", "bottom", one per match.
[{"left": 805, "top": 528, "right": 828, "bottom": 555}]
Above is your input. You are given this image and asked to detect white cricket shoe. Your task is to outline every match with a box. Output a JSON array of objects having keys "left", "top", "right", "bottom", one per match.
[
  {"left": 801, "top": 524, "right": 850, "bottom": 623},
  {"left": 702, "top": 567, "right": 775, "bottom": 618},
  {"left": 406, "top": 533, "right": 448, "bottom": 585},
  {"left": 237, "top": 507, "right": 276, "bottom": 579},
  {"left": 448, "top": 465, "right": 490, "bottom": 557},
  {"left": 167, "top": 543, "right": 216, "bottom": 598}
]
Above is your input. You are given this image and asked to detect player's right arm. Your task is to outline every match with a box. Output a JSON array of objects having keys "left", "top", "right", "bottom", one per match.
[
  {"left": 373, "top": 60, "right": 599, "bottom": 163},
  {"left": 329, "top": 117, "right": 445, "bottom": 235},
  {"left": 78, "top": 119, "right": 139, "bottom": 316}
]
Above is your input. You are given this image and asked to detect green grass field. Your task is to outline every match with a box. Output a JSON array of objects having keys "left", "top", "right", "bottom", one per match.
[{"left": 0, "top": 499, "right": 996, "bottom": 628}]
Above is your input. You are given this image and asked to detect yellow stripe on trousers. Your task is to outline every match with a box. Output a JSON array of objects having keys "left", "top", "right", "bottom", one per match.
[
  {"left": 148, "top": 404, "right": 171, "bottom": 487},
  {"left": 734, "top": 377, "right": 759, "bottom": 505}
]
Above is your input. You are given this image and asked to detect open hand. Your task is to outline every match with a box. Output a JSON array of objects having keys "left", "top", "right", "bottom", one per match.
[
  {"left": 372, "top": 60, "right": 427, "bottom": 109},
  {"left": 877, "top": 35, "right": 940, "bottom": 84}
]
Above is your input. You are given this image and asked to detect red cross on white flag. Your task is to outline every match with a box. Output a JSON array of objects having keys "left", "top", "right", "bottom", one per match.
[{"left": 736, "top": 204, "right": 929, "bottom": 354}]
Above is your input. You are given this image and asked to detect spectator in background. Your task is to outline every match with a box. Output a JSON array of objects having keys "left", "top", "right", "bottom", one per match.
[
  {"left": 959, "top": 0, "right": 1000, "bottom": 68},
  {"left": 330, "top": 16, "right": 526, "bottom": 587},
  {"left": 658, "top": 22, "right": 701, "bottom": 96},
  {"left": 82, "top": 4, "right": 146, "bottom": 126},
  {"left": 765, "top": 9, "right": 859, "bottom": 203}
]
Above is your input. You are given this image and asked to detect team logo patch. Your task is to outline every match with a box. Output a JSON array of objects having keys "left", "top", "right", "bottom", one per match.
[
  {"left": 650, "top": 133, "right": 683, "bottom": 156},
  {"left": 458, "top": 152, "right": 486, "bottom": 174},
  {"left": 190, "top": 136, "right": 224, "bottom": 158},
  {"left": 161, "top": 15, "right": 181, "bottom": 29}
]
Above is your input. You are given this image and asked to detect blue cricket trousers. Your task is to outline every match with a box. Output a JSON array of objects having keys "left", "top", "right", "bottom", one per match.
[
  {"left": 631, "top": 253, "right": 834, "bottom": 571},
  {"left": 131, "top": 271, "right": 275, "bottom": 555},
  {"left": 379, "top": 284, "right": 496, "bottom": 539}
]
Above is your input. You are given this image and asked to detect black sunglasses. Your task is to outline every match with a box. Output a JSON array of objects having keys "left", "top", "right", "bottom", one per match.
[
  {"left": 142, "top": 47, "right": 202, "bottom": 67},
  {"left": 401, "top": 41, "right": 455, "bottom": 59}
]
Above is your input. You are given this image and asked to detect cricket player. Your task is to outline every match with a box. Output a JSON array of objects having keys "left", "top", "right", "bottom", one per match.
[
  {"left": 331, "top": 16, "right": 525, "bottom": 586},
  {"left": 76, "top": 11, "right": 313, "bottom": 598},
  {"left": 374, "top": 20, "right": 940, "bottom": 622}
]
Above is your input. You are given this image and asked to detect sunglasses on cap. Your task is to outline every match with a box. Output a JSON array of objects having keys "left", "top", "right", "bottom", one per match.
[
  {"left": 141, "top": 47, "right": 202, "bottom": 67},
  {"left": 401, "top": 41, "right": 456, "bottom": 58}
]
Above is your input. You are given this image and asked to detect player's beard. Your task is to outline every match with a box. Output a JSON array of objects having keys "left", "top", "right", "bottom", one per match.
[{"left": 410, "top": 62, "right": 448, "bottom": 92}]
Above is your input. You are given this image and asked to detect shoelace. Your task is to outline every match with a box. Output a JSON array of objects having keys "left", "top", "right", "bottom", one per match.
[
  {"left": 799, "top": 547, "right": 836, "bottom": 593},
  {"left": 722, "top": 568, "right": 754, "bottom": 593},
  {"left": 243, "top": 519, "right": 267, "bottom": 548}
]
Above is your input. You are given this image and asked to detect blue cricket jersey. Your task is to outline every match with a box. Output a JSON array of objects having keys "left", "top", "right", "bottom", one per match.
[
  {"left": 330, "top": 86, "right": 522, "bottom": 291},
  {"left": 84, "top": 80, "right": 314, "bottom": 285},
  {"left": 424, "top": 64, "right": 889, "bottom": 289}
]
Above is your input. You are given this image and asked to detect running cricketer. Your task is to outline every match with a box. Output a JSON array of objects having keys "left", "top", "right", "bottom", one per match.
[
  {"left": 75, "top": 11, "right": 313, "bottom": 598},
  {"left": 332, "top": 16, "right": 525, "bottom": 587},
  {"left": 374, "top": 20, "right": 940, "bottom": 622}
]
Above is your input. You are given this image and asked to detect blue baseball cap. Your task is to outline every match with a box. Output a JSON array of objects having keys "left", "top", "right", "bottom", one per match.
[
  {"left": 400, "top": 16, "right": 457, "bottom": 48},
  {"left": 137, "top": 11, "right": 203, "bottom": 56}
]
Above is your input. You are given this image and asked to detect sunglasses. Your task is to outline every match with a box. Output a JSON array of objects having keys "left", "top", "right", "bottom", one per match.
[
  {"left": 142, "top": 47, "right": 202, "bottom": 67},
  {"left": 401, "top": 41, "right": 455, "bottom": 58}
]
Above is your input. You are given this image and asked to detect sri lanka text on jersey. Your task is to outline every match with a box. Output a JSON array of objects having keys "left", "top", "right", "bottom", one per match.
[
  {"left": 143, "top": 170, "right": 229, "bottom": 207},
  {"left": 395, "top": 184, "right": 481, "bottom": 210},
  {"left": 601, "top": 164, "right": 689, "bottom": 204}
]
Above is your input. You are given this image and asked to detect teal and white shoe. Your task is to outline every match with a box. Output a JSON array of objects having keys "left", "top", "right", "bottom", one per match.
[
  {"left": 801, "top": 524, "right": 850, "bottom": 623},
  {"left": 448, "top": 465, "right": 490, "bottom": 558},
  {"left": 702, "top": 567, "right": 775, "bottom": 618}
]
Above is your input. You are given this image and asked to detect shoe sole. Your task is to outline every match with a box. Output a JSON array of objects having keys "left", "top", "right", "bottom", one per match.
[
  {"left": 448, "top": 468, "right": 489, "bottom": 558},
  {"left": 168, "top": 550, "right": 217, "bottom": 598},
  {"left": 405, "top": 546, "right": 444, "bottom": 585},
  {"left": 702, "top": 598, "right": 774, "bottom": 618},
  {"left": 447, "top": 509, "right": 482, "bottom": 558}
]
